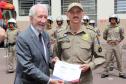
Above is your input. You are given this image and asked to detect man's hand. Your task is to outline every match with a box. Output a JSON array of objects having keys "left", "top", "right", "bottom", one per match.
[
  {"left": 70, "top": 79, "right": 79, "bottom": 84},
  {"left": 80, "top": 64, "right": 90, "bottom": 72},
  {"left": 49, "top": 79, "right": 64, "bottom": 84},
  {"left": 51, "top": 57, "right": 59, "bottom": 63}
]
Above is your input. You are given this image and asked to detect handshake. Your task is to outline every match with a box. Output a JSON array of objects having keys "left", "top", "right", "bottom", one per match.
[
  {"left": 49, "top": 79, "right": 79, "bottom": 84},
  {"left": 49, "top": 79, "right": 64, "bottom": 84}
]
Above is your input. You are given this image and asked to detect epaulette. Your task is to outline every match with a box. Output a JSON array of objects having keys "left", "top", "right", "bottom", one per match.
[
  {"left": 86, "top": 26, "right": 96, "bottom": 33},
  {"left": 56, "top": 27, "right": 68, "bottom": 42},
  {"left": 57, "top": 28, "right": 67, "bottom": 38},
  {"left": 57, "top": 27, "right": 67, "bottom": 33}
]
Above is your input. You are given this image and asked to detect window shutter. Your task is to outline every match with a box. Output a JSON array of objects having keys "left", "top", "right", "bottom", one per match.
[
  {"left": 61, "top": 0, "right": 97, "bottom": 21},
  {"left": 19, "top": 0, "right": 51, "bottom": 16},
  {"left": 115, "top": 0, "right": 126, "bottom": 13},
  {"left": 19, "top": 0, "right": 34, "bottom": 16}
]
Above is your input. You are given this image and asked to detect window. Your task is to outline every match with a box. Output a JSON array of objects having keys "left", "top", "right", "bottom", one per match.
[
  {"left": 61, "top": 0, "right": 97, "bottom": 21},
  {"left": 18, "top": 0, "right": 51, "bottom": 16},
  {"left": 1, "top": 0, "right": 13, "bottom": 3},
  {"left": 115, "top": 0, "right": 126, "bottom": 13},
  {"left": 18, "top": 0, "right": 35, "bottom": 16},
  {"left": 80, "top": 0, "right": 97, "bottom": 21}
]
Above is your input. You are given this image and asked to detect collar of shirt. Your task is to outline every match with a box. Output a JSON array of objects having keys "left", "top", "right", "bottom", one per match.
[
  {"left": 109, "top": 24, "right": 119, "bottom": 28},
  {"left": 31, "top": 25, "right": 43, "bottom": 37},
  {"left": 64, "top": 25, "right": 86, "bottom": 35}
]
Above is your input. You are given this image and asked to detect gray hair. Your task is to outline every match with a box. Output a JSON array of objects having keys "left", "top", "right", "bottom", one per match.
[{"left": 29, "top": 4, "right": 48, "bottom": 16}]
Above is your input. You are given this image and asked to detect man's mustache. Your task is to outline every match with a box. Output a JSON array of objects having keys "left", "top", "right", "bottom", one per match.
[{"left": 73, "top": 16, "right": 79, "bottom": 19}]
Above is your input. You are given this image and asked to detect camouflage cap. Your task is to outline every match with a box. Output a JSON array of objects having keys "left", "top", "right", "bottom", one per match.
[{"left": 67, "top": 2, "right": 83, "bottom": 12}]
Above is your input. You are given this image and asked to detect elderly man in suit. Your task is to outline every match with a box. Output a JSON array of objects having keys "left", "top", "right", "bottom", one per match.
[{"left": 14, "top": 4, "right": 63, "bottom": 84}]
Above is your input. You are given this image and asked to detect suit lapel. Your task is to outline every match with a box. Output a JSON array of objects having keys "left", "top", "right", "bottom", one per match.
[{"left": 28, "top": 27, "right": 48, "bottom": 64}]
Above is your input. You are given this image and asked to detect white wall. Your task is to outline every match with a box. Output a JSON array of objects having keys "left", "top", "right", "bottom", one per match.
[
  {"left": 116, "top": 14, "right": 126, "bottom": 19},
  {"left": 51, "top": 0, "right": 61, "bottom": 20},
  {"left": 97, "top": 0, "right": 114, "bottom": 20},
  {"left": 97, "top": 0, "right": 126, "bottom": 20}
]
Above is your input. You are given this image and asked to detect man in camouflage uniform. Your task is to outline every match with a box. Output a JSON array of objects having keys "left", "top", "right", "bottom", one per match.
[
  {"left": 82, "top": 15, "right": 90, "bottom": 26},
  {"left": 83, "top": 16, "right": 102, "bottom": 53},
  {"left": 89, "top": 20, "right": 100, "bottom": 37},
  {"left": 89, "top": 20, "right": 102, "bottom": 52},
  {"left": 66, "top": 17, "right": 70, "bottom": 26},
  {"left": 82, "top": 16, "right": 98, "bottom": 35},
  {"left": 101, "top": 14, "right": 126, "bottom": 78},
  {"left": 54, "top": 3, "right": 105, "bottom": 84},
  {"left": 53, "top": 16, "right": 65, "bottom": 42},
  {"left": 56, "top": 16, "right": 64, "bottom": 29},
  {"left": 46, "top": 16, "right": 55, "bottom": 43},
  {"left": 6, "top": 18, "right": 18, "bottom": 73},
  {"left": 46, "top": 16, "right": 54, "bottom": 35}
]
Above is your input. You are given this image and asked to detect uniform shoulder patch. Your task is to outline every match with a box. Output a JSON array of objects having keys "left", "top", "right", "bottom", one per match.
[
  {"left": 57, "top": 30, "right": 66, "bottom": 40},
  {"left": 57, "top": 27, "right": 66, "bottom": 33},
  {"left": 82, "top": 33, "right": 90, "bottom": 41}
]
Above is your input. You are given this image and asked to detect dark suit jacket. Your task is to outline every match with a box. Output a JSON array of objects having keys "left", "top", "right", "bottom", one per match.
[{"left": 14, "top": 26, "right": 53, "bottom": 84}]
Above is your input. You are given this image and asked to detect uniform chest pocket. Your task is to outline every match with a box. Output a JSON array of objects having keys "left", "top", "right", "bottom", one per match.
[
  {"left": 61, "top": 42, "right": 71, "bottom": 49},
  {"left": 79, "top": 42, "right": 91, "bottom": 50},
  {"left": 78, "top": 42, "right": 92, "bottom": 60}
]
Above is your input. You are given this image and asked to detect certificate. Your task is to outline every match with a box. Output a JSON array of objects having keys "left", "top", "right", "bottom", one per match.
[{"left": 51, "top": 61, "right": 81, "bottom": 82}]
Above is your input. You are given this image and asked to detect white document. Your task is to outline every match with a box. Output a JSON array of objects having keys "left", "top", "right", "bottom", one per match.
[{"left": 52, "top": 61, "right": 81, "bottom": 82}]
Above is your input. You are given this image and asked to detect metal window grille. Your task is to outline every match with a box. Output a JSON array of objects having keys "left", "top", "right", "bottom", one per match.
[
  {"left": 1, "top": 0, "right": 13, "bottom": 3},
  {"left": 61, "top": 0, "right": 97, "bottom": 21},
  {"left": 115, "top": 0, "right": 126, "bottom": 14},
  {"left": 18, "top": 0, "right": 51, "bottom": 16}
]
